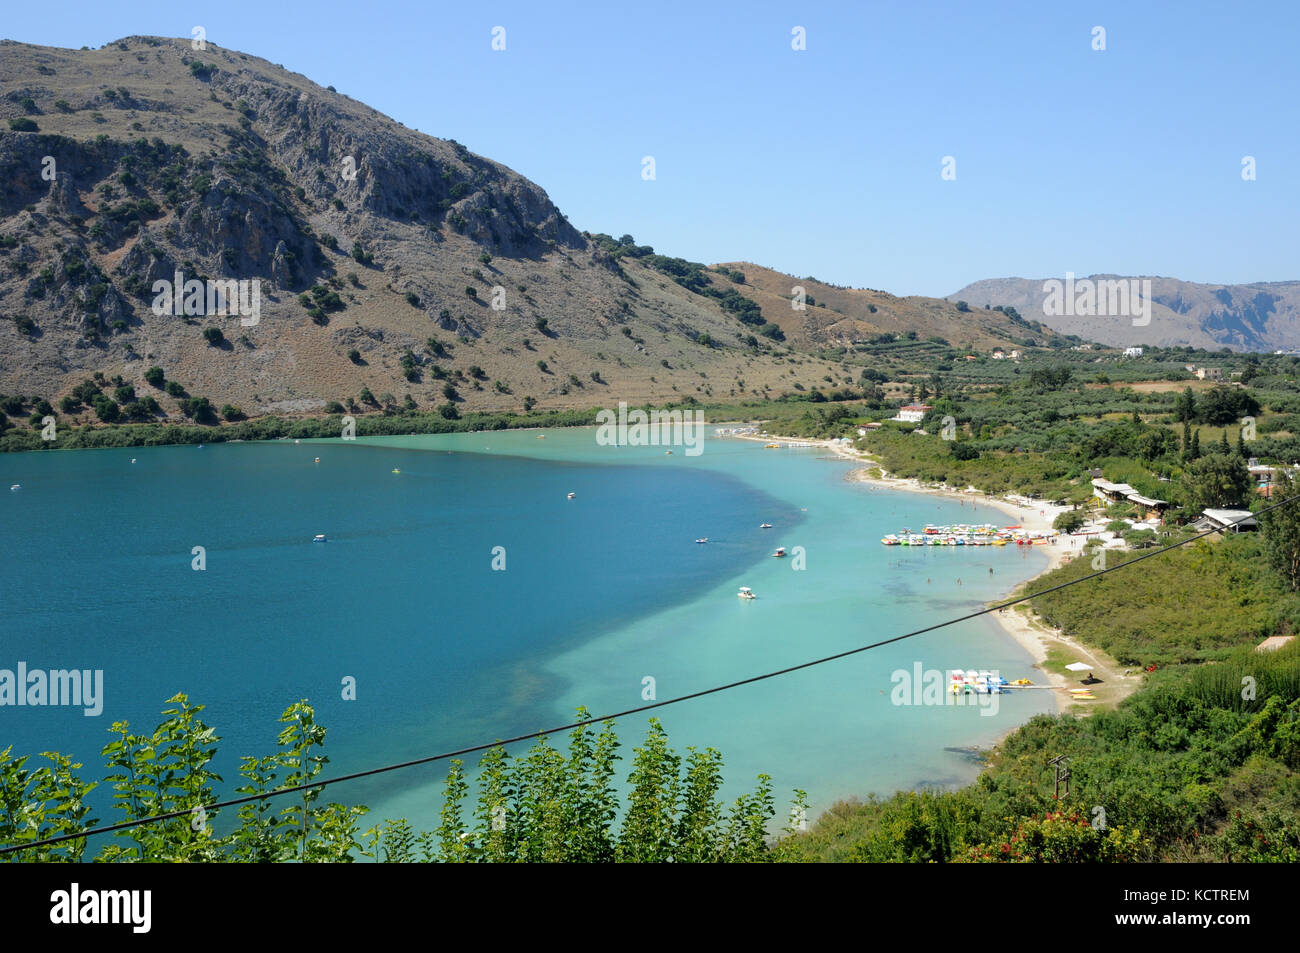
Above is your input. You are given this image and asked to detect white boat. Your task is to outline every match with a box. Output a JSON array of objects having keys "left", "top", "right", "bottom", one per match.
[
  {"left": 9, "top": 484, "right": 19, "bottom": 491},
  {"left": 567, "top": 492, "right": 576, "bottom": 499},
  {"left": 313, "top": 534, "right": 327, "bottom": 543},
  {"left": 772, "top": 547, "right": 786, "bottom": 557},
  {"left": 759, "top": 522, "right": 773, "bottom": 529},
  {"left": 737, "top": 586, "right": 756, "bottom": 599},
  {"left": 696, "top": 537, "right": 708, "bottom": 544}
]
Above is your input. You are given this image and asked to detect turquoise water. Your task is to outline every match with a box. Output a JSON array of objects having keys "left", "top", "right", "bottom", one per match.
[{"left": 0, "top": 427, "right": 1055, "bottom": 836}]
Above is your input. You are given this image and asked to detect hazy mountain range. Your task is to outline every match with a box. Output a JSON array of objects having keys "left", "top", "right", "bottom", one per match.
[{"left": 949, "top": 276, "right": 1300, "bottom": 353}]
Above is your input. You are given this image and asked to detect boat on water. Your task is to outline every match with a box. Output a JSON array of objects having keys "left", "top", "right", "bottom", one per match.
[
  {"left": 772, "top": 547, "right": 786, "bottom": 557},
  {"left": 567, "top": 492, "right": 576, "bottom": 499},
  {"left": 764, "top": 443, "right": 780, "bottom": 449},
  {"left": 392, "top": 468, "right": 401, "bottom": 474},
  {"left": 759, "top": 522, "right": 773, "bottom": 529},
  {"left": 695, "top": 537, "right": 708, "bottom": 544},
  {"left": 314, "top": 457, "right": 320, "bottom": 464},
  {"left": 313, "top": 534, "right": 327, "bottom": 543},
  {"left": 9, "top": 484, "right": 19, "bottom": 491},
  {"left": 665, "top": 450, "right": 673, "bottom": 455},
  {"left": 737, "top": 586, "right": 756, "bottom": 599},
  {"left": 949, "top": 669, "right": 1011, "bottom": 694}
]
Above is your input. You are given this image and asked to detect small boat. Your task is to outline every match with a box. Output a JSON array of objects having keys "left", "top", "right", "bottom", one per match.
[
  {"left": 759, "top": 522, "right": 773, "bottom": 529},
  {"left": 567, "top": 492, "right": 576, "bottom": 499},
  {"left": 314, "top": 457, "right": 320, "bottom": 464},
  {"left": 9, "top": 484, "right": 19, "bottom": 491},
  {"left": 313, "top": 534, "right": 327, "bottom": 543},
  {"left": 1012, "top": 678, "right": 1033, "bottom": 686},
  {"left": 737, "top": 586, "right": 756, "bottom": 600},
  {"left": 392, "top": 468, "right": 401, "bottom": 474},
  {"left": 537, "top": 434, "right": 546, "bottom": 439},
  {"left": 772, "top": 547, "right": 786, "bottom": 557},
  {"left": 131, "top": 458, "right": 136, "bottom": 464},
  {"left": 696, "top": 538, "right": 708, "bottom": 544},
  {"left": 197, "top": 444, "right": 204, "bottom": 449},
  {"left": 764, "top": 443, "right": 780, "bottom": 449}
]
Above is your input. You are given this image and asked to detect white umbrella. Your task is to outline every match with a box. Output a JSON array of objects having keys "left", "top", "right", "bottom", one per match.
[{"left": 1064, "top": 662, "right": 1093, "bottom": 672}]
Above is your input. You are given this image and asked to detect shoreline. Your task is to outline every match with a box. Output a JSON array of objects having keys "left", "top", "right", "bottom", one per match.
[{"left": 726, "top": 431, "right": 1094, "bottom": 705}]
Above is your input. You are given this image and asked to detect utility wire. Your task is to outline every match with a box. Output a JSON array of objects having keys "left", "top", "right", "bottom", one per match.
[{"left": 3, "top": 492, "right": 1292, "bottom": 855}]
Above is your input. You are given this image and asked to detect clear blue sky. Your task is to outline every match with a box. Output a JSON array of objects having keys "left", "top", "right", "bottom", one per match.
[{"left": 6, "top": 1, "right": 1298, "bottom": 296}]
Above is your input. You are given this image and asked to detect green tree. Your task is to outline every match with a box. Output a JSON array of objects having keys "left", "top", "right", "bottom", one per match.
[
  {"left": 1054, "top": 509, "right": 1087, "bottom": 534},
  {"left": 1185, "top": 453, "right": 1251, "bottom": 512},
  {"left": 1259, "top": 471, "right": 1300, "bottom": 591}
]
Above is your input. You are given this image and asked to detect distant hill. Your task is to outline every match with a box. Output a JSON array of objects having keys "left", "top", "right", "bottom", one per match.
[
  {"left": 712, "top": 262, "right": 1066, "bottom": 352},
  {"left": 949, "top": 276, "right": 1300, "bottom": 352}
]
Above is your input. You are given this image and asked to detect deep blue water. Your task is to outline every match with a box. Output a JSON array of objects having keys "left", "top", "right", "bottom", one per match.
[{"left": 0, "top": 437, "right": 800, "bottom": 820}]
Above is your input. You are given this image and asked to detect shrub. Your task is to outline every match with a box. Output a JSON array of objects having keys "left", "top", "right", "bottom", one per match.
[
  {"left": 202, "top": 327, "right": 225, "bottom": 346},
  {"left": 8, "top": 118, "right": 39, "bottom": 132},
  {"left": 165, "top": 381, "right": 185, "bottom": 397},
  {"left": 347, "top": 349, "right": 362, "bottom": 364},
  {"left": 1053, "top": 510, "right": 1087, "bottom": 534},
  {"left": 221, "top": 404, "right": 245, "bottom": 421}
]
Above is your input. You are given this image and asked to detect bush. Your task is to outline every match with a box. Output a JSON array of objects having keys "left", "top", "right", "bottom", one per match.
[
  {"left": 221, "top": 404, "right": 245, "bottom": 421},
  {"left": 202, "top": 327, "right": 225, "bottom": 346},
  {"left": 348, "top": 349, "right": 361, "bottom": 364},
  {"left": 165, "top": 381, "right": 185, "bottom": 397},
  {"left": 1053, "top": 510, "right": 1087, "bottom": 534},
  {"left": 8, "top": 118, "right": 39, "bottom": 132}
]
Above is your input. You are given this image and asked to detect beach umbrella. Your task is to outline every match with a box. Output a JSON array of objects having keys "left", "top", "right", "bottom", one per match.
[{"left": 1064, "top": 662, "right": 1093, "bottom": 672}]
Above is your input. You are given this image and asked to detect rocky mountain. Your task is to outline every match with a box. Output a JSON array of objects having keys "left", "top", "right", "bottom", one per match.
[
  {"left": 0, "top": 36, "right": 1064, "bottom": 428},
  {"left": 949, "top": 276, "right": 1300, "bottom": 352}
]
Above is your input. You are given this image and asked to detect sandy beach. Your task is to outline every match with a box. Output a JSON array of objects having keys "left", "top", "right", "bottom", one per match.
[{"left": 724, "top": 431, "right": 1135, "bottom": 705}]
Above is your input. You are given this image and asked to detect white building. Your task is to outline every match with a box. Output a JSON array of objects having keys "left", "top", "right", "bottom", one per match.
[
  {"left": 891, "top": 403, "right": 932, "bottom": 423},
  {"left": 1191, "top": 509, "right": 1258, "bottom": 533},
  {"left": 1123, "top": 347, "right": 1144, "bottom": 358}
]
